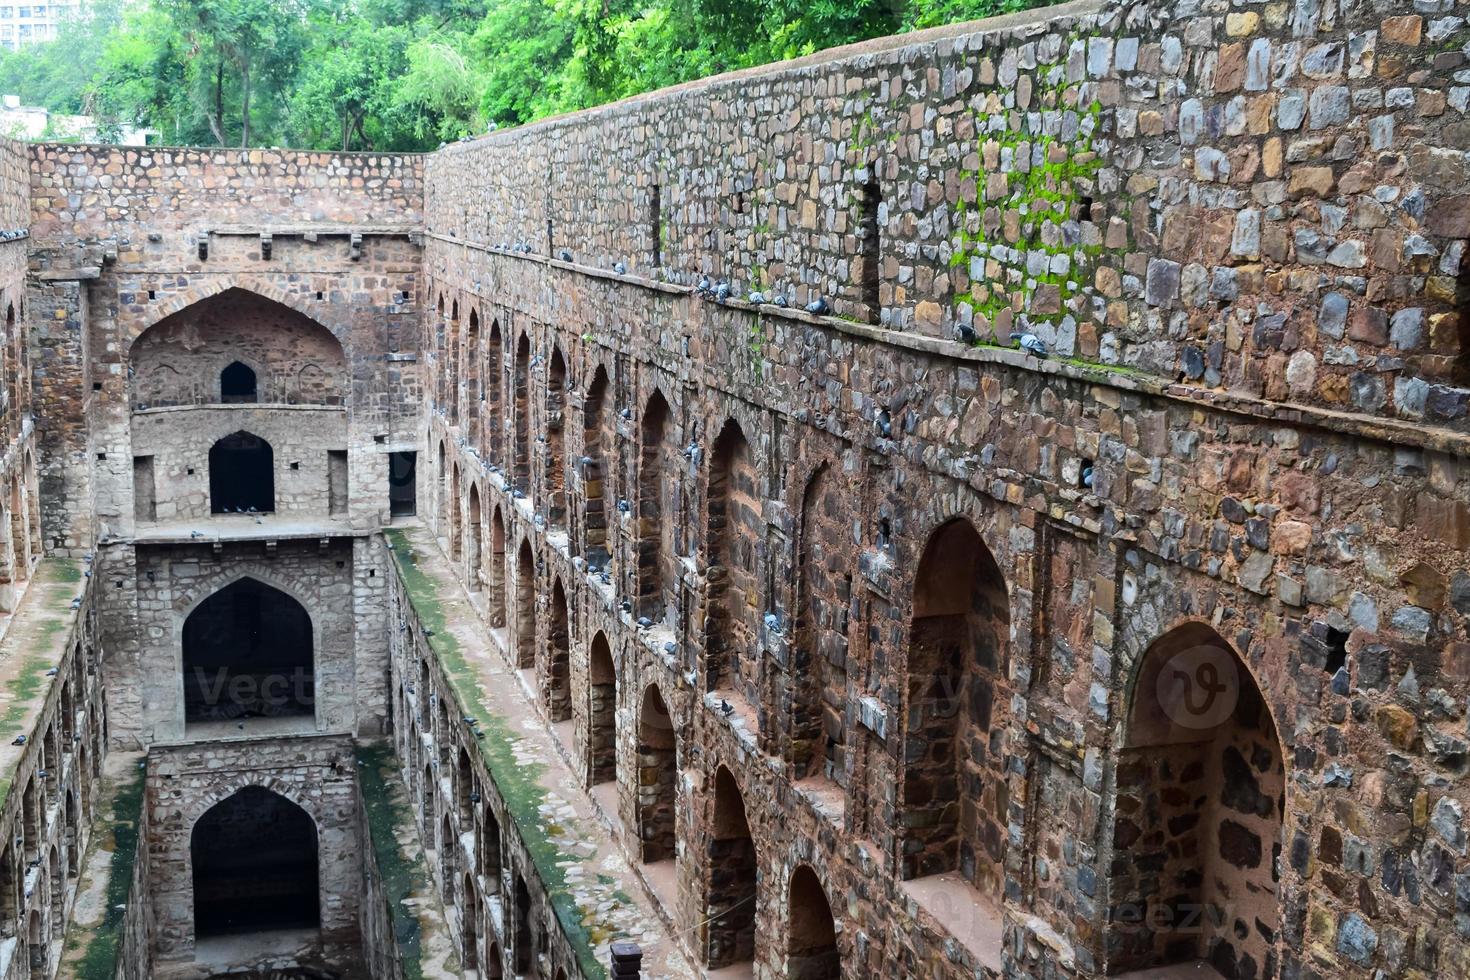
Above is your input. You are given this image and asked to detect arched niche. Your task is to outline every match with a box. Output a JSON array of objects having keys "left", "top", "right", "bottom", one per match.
[
  {"left": 129, "top": 288, "right": 346, "bottom": 408},
  {"left": 182, "top": 577, "right": 314, "bottom": 727},
  {"left": 191, "top": 787, "right": 320, "bottom": 938}
]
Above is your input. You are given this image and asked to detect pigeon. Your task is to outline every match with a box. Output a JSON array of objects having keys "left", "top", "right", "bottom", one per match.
[
  {"left": 875, "top": 409, "right": 892, "bottom": 439},
  {"left": 774, "top": 295, "right": 789, "bottom": 308},
  {"left": 617, "top": 499, "right": 631, "bottom": 513},
  {"left": 1081, "top": 465, "right": 1094, "bottom": 488},
  {"left": 1011, "top": 332, "right": 1048, "bottom": 358},
  {"left": 805, "top": 297, "right": 829, "bottom": 315},
  {"left": 696, "top": 276, "right": 712, "bottom": 294},
  {"left": 189, "top": 530, "right": 203, "bottom": 539},
  {"left": 512, "top": 489, "right": 525, "bottom": 499},
  {"left": 620, "top": 598, "right": 632, "bottom": 613},
  {"left": 637, "top": 617, "right": 653, "bottom": 629},
  {"left": 664, "top": 642, "right": 677, "bottom": 654},
  {"left": 558, "top": 249, "right": 572, "bottom": 262},
  {"left": 763, "top": 612, "right": 781, "bottom": 633},
  {"left": 719, "top": 699, "right": 734, "bottom": 718},
  {"left": 614, "top": 261, "right": 627, "bottom": 275},
  {"left": 954, "top": 323, "right": 976, "bottom": 343},
  {"left": 579, "top": 456, "right": 593, "bottom": 467},
  {"left": 714, "top": 281, "right": 732, "bottom": 302},
  {"left": 620, "top": 407, "right": 632, "bottom": 420},
  {"left": 748, "top": 291, "right": 766, "bottom": 304}
]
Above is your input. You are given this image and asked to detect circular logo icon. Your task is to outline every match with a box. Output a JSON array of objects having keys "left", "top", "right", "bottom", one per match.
[{"left": 1155, "top": 644, "right": 1240, "bottom": 731}]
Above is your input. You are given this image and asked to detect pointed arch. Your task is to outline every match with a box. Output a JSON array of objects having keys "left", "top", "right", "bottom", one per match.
[
  {"left": 787, "top": 866, "right": 840, "bottom": 979},
  {"left": 705, "top": 418, "right": 759, "bottom": 703},
  {"left": 792, "top": 462, "right": 849, "bottom": 784},
  {"left": 705, "top": 765, "right": 757, "bottom": 967},
  {"left": 129, "top": 287, "right": 345, "bottom": 407},
  {"left": 514, "top": 540, "right": 536, "bottom": 669},
  {"left": 581, "top": 366, "right": 612, "bottom": 566},
  {"left": 467, "top": 483, "right": 483, "bottom": 592},
  {"left": 449, "top": 463, "right": 463, "bottom": 561},
  {"left": 512, "top": 333, "right": 531, "bottom": 493},
  {"left": 901, "top": 517, "right": 1010, "bottom": 894},
  {"left": 191, "top": 787, "right": 319, "bottom": 937},
  {"left": 465, "top": 308, "right": 482, "bottom": 449},
  {"left": 546, "top": 577, "right": 571, "bottom": 721},
  {"left": 182, "top": 576, "right": 314, "bottom": 725},
  {"left": 637, "top": 684, "right": 677, "bottom": 863},
  {"left": 1107, "top": 622, "right": 1285, "bottom": 977},
  {"left": 486, "top": 320, "right": 504, "bottom": 465},
  {"left": 209, "top": 431, "right": 274, "bottom": 513},
  {"left": 488, "top": 504, "right": 507, "bottom": 628},
  {"left": 636, "top": 389, "right": 674, "bottom": 621},
  {"left": 546, "top": 346, "right": 568, "bottom": 527},
  {"left": 587, "top": 632, "right": 616, "bottom": 785}
]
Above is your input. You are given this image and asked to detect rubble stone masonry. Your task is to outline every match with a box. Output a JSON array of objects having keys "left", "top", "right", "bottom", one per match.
[{"left": 0, "top": 0, "right": 1462, "bottom": 978}]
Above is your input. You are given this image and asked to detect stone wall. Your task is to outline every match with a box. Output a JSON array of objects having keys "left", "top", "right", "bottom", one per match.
[
  {"left": 427, "top": 0, "right": 1470, "bottom": 431},
  {"left": 0, "top": 561, "right": 106, "bottom": 980},
  {"left": 417, "top": 0, "right": 1470, "bottom": 977},
  {"left": 143, "top": 734, "right": 365, "bottom": 975},
  {"left": 27, "top": 145, "right": 425, "bottom": 547},
  {"left": 103, "top": 539, "right": 372, "bottom": 744}
]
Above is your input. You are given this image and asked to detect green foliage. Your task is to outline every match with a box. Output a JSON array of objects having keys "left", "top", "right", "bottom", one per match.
[{"left": 0, "top": 0, "right": 1069, "bottom": 150}]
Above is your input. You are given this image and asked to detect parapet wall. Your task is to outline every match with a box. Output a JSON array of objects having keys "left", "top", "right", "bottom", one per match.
[{"left": 426, "top": 0, "right": 1470, "bottom": 429}]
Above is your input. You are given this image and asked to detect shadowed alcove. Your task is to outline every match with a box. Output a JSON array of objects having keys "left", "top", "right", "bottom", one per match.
[
  {"left": 182, "top": 578, "right": 314, "bottom": 725},
  {"left": 192, "top": 787, "right": 320, "bottom": 938},
  {"left": 209, "top": 431, "right": 275, "bottom": 514}
]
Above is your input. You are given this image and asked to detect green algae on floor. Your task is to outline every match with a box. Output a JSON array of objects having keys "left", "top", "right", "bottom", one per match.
[
  {"left": 357, "top": 741, "right": 435, "bottom": 980},
  {"left": 384, "top": 529, "right": 607, "bottom": 980},
  {"left": 69, "top": 758, "right": 147, "bottom": 980}
]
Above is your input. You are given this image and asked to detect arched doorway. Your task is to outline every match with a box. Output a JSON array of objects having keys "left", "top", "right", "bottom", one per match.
[
  {"left": 462, "top": 874, "right": 480, "bottom": 974},
  {"left": 182, "top": 578, "right": 314, "bottom": 725},
  {"left": 512, "top": 334, "right": 530, "bottom": 493},
  {"left": 901, "top": 517, "right": 1010, "bottom": 894},
  {"left": 636, "top": 390, "right": 672, "bottom": 621},
  {"left": 705, "top": 766, "right": 757, "bottom": 968},
  {"left": 192, "top": 787, "right": 319, "bottom": 937},
  {"left": 705, "top": 419, "right": 759, "bottom": 701},
  {"left": 787, "top": 866, "right": 840, "bottom": 979},
  {"left": 220, "top": 361, "right": 257, "bottom": 402},
  {"left": 209, "top": 431, "right": 274, "bottom": 513},
  {"left": 488, "top": 506, "right": 507, "bottom": 627},
  {"left": 467, "top": 484, "right": 483, "bottom": 592},
  {"left": 637, "top": 685, "right": 676, "bottom": 863},
  {"left": 546, "top": 579, "right": 571, "bottom": 721},
  {"left": 515, "top": 540, "right": 535, "bottom": 670},
  {"left": 449, "top": 464, "right": 462, "bottom": 561},
  {"left": 546, "top": 346, "right": 567, "bottom": 526},
  {"left": 1107, "top": 622, "right": 1284, "bottom": 978},
  {"left": 513, "top": 875, "right": 533, "bottom": 974},
  {"left": 792, "top": 462, "right": 849, "bottom": 784},
  {"left": 587, "top": 633, "right": 616, "bottom": 785},
  {"left": 582, "top": 367, "right": 611, "bottom": 567}
]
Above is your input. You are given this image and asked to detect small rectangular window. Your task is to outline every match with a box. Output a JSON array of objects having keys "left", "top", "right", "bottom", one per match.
[
  {"left": 328, "top": 450, "right": 348, "bottom": 516},
  {"left": 133, "top": 456, "right": 155, "bottom": 522},
  {"left": 389, "top": 451, "right": 417, "bottom": 518},
  {"left": 859, "top": 174, "right": 882, "bottom": 323},
  {"left": 650, "top": 183, "right": 662, "bottom": 269}
]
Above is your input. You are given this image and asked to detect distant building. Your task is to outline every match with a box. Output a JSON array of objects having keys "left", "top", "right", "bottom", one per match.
[
  {"left": 1, "top": 93, "right": 155, "bottom": 143},
  {"left": 0, "top": 0, "right": 84, "bottom": 49}
]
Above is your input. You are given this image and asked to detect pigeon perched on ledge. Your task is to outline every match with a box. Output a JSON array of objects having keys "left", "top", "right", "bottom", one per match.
[
  {"left": 1010, "top": 332, "right": 1048, "bottom": 358},
  {"left": 805, "top": 297, "right": 829, "bottom": 315}
]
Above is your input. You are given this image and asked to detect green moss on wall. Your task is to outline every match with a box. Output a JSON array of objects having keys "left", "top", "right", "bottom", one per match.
[{"left": 385, "top": 529, "right": 607, "bottom": 980}]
